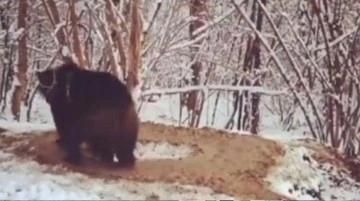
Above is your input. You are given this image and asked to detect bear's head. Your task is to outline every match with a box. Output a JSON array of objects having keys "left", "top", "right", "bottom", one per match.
[{"left": 36, "top": 62, "right": 79, "bottom": 103}]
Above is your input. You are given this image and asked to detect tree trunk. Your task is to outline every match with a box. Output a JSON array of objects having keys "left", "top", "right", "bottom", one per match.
[
  {"left": 11, "top": 0, "right": 28, "bottom": 121},
  {"left": 45, "top": 0, "right": 68, "bottom": 46},
  {"left": 68, "top": 0, "right": 89, "bottom": 68},
  {"left": 187, "top": 0, "right": 207, "bottom": 127},
  {"left": 235, "top": 0, "right": 265, "bottom": 134},
  {"left": 249, "top": 0, "right": 266, "bottom": 134},
  {"left": 0, "top": 1, "right": 12, "bottom": 107},
  {"left": 126, "top": 0, "right": 142, "bottom": 94},
  {"left": 105, "top": 0, "right": 127, "bottom": 77}
]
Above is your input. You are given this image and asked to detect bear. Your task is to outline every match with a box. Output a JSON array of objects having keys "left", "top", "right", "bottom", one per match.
[{"left": 36, "top": 61, "right": 139, "bottom": 167}]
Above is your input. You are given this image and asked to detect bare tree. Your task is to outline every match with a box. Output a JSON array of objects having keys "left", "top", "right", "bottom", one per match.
[
  {"left": 42, "top": 0, "right": 68, "bottom": 48},
  {"left": 231, "top": 0, "right": 265, "bottom": 134},
  {"left": 186, "top": 0, "right": 208, "bottom": 127},
  {"left": 126, "top": 0, "right": 142, "bottom": 92},
  {"left": 68, "top": 0, "right": 89, "bottom": 68},
  {"left": 11, "top": 0, "right": 28, "bottom": 121},
  {"left": 0, "top": 0, "right": 15, "bottom": 111}
]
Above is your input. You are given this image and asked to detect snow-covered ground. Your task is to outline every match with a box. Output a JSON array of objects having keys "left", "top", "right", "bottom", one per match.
[
  {"left": 0, "top": 93, "right": 359, "bottom": 200},
  {"left": 266, "top": 143, "right": 360, "bottom": 200},
  {"left": 0, "top": 95, "right": 237, "bottom": 200},
  {"left": 129, "top": 94, "right": 360, "bottom": 200},
  {"left": 0, "top": 151, "right": 234, "bottom": 200}
]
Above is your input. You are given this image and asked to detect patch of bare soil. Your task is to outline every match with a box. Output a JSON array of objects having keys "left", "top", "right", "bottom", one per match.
[{"left": 0, "top": 122, "right": 287, "bottom": 199}]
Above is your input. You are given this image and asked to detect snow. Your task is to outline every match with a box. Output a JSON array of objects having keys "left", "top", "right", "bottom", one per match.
[
  {"left": 0, "top": 151, "right": 234, "bottom": 200},
  {"left": 132, "top": 79, "right": 142, "bottom": 109},
  {"left": 1, "top": 0, "right": 359, "bottom": 199},
  {"left": 0, "top": 78, "right": 359, "bottom": 200},
  {"left": 11, "top": 27, "right": 25, "bottom": 40},
  {"left": 138, "top": 93, "right": 360, "bottom": 200},
  {"left": 135, "top": 141, "right": 194, "bottom": 160},
  {"left": 266, "top": 142, "right": 360, "bottom": 200},
  {"left": 0, "top": 119, "right": 54, "bottom": 135},
  {"left": 0, "top": 94, "right": 235, "bottom": 199}
]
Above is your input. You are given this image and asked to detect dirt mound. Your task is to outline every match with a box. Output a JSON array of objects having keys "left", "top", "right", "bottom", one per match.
[{"left": 0, "top": 122, "right": 287, "bottom": 199}]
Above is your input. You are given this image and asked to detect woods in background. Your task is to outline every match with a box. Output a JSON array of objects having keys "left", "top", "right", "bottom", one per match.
[{"left": 0, "top": 0, "right": 359, "bottom": 157}]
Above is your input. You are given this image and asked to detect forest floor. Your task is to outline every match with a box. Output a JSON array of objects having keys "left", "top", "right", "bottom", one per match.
[{"left": 0, "top": 121, "right": 359, "bottom": 200}]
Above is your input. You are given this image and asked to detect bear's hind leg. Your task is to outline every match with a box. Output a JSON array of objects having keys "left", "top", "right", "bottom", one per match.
[
  {"left": 114, "top": 142, "right": 136, "bottom": 168},
  {"left": 100, "top": 147, "right": 114, "bottom": 164},
  {"left": 94, "top": 142, "right": 113, "bottom": 163},
  {"left": 115, "top": 150, "right": 135, "bottom": 168},
  {"left": 87, "top": 137, "right": 114, "bottom": 164}
]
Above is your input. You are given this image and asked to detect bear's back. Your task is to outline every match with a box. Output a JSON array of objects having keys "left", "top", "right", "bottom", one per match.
[{"left": 70, "top": 70, "right": 133, "bottom": 110}]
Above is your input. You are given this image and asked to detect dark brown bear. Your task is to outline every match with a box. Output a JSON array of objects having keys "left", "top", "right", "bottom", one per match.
[{"left": 36, "top": 61, "right": 139, "bottom": 168}]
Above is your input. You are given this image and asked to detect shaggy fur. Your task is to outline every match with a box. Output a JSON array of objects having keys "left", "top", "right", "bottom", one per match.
[{"left": 36, "top": 61, "right": 139, "bottom": 167}]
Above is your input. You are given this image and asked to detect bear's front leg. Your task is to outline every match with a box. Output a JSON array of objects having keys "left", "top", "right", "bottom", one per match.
[
  {"left": 50, "top": 105, "right": 67, "bottom": 148},
  {"left": 62, "top": 127, "right": 83, "bottom": 165}
]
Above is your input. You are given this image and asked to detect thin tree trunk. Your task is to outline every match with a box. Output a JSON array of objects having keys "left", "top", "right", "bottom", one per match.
[
  {"left": 235, "top": 0, "right": 265, "bottom": 134},
  {"left": 250, "top": 0, "right": 266, "bottom": 134},
  {"left": 68, "top": 0, "right": 89, "bottom": 68},
  {"left": 44, "top": 0, "right": 68, "bottom": 46},
  {"left": 126, "top": 0, "right": 142, "bottom": 92},
  {"left": 11, "top": 0, "right": 28, "bottom": 121},
  {"left": 105, "top": 0, "right": 127, "bottom": 76},
  {"left": 0, "top": 1, "right": 12, "bottom": 106},
  {"left": 187, "top": 0, "right": 207, "bottom": 127}
]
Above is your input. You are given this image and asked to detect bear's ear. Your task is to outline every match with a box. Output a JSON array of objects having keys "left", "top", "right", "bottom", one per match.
[
  {"left": 36, "top": 71, "right": 46, "bottom": 83},
  {"left": 36, "top": 71, "right": 43, "bottom": 78},
  {"left": 36, "top": 69, "right": 55, "bottom": 87}
]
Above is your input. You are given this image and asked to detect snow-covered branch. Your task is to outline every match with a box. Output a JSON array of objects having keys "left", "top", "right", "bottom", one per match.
[{"left": 141, "top": 85, "right": 287, "bottom": 97}]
